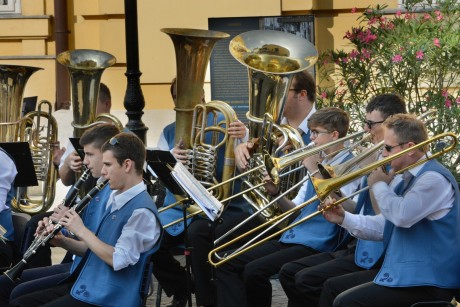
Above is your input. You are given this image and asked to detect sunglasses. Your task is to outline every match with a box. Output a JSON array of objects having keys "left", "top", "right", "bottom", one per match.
[
  {"left": 109, "top": 137, "right": 119, "bottom": 146},
  {"left": 363, "top": 119, "right": 384, "bottom": 129},
  {"left": 383, "top": 142, "right": 408, "bottom": 152}
]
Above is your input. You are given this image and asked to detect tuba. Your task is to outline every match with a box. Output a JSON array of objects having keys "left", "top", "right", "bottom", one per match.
[
  {"left": 0, "top": 65, "right": 59, "bottom": 214},
  {"left": 161, "top": 28, "right": 238, "bottom": 206},
  {"left": 229, "top": 30, "right": 318, "bottom": 219},
  {"left": 56, "top": 49, "right": 122, "bottom": 138}
]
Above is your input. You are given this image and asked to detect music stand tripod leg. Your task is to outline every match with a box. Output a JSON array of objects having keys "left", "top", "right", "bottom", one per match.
[{"left": 182, "top": 199, "right": 194, "bottom": 307}]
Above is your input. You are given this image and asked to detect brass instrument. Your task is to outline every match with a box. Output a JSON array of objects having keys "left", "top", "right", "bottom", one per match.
[
  {"left": 160, "top": 28, "right": 240, "bottom": 221},
  {"left": 208, "top": 132, "right": 458, "bottom": 267},
  {"left": 4, "top": 178, "right": 108, "bottom": 282},
  {"left": 230, "top": 30, "right": 318, "bottom": 220},
  {"left": 56, "top": 49, "right": 122, "bottom": 137},
  {"left": 0, "top": 64, "right": 59, "bottom": 214}
]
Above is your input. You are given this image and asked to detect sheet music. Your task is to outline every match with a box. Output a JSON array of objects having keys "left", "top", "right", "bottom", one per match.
[
  {"left": 171, "top": 163, "right": 224, "bottom": 221},
  {"left": 0, "top": 224, "right": 6, "bottom": 243}
]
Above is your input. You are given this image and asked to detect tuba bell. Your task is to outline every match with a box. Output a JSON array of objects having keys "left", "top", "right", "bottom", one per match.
[
  {"left": 0, "top": 64, "right": 59, "bottom": 214},
  {"left": 56, "top": 49, "right": 123, "bottom": 138},
  {"left": 158, "top": 28, "right": 241, "bottom": 223},
  {"left": 229, "top": 30, "right": 318, "bottom": 220}
]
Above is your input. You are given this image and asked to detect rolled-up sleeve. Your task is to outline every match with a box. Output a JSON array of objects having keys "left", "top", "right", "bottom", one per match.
[{"left": 112, "top": 208, "right": 161, "bottom": 271}]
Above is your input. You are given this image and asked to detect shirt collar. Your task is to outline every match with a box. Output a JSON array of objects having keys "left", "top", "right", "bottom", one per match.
[
  {"left": 107, "top": 181, "right": 146, "bottom": 212},
  {"left": 280, "top": 104, "right": 316, "bottom": 134}
]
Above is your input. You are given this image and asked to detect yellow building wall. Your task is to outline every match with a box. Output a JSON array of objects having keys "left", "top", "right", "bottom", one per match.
[{"left": 0, "top": 0, "right": 398, "bottom": 112}]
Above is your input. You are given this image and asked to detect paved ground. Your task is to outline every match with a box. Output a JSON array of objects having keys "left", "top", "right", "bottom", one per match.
[{"left": 52, "top": 247, "right": 288, "bottom": 306}]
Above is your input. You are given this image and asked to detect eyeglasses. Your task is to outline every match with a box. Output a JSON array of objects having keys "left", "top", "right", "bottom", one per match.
[
  {"left": 384, "top": 142, "right": 408, "bottom": 152},
  {"left": 310, "top": 130, "right": 331, "bottom": 138},
  {"left": 109, "top": 137, "right": 119, "bottom": 146},
  {"left": 289, "top": 88, "right": 302, "bottom": 92},
  {"left": 363, "top": 119, "right": 384, "bottom": 129}
]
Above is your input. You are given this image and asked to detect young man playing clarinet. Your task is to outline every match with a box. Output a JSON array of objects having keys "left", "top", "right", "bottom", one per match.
[
  {"left": 11, "top": 132, "right": 162, "bottom": 306},
  {"left": 0, "top": 124, "right": 119, "bottom": 306}
]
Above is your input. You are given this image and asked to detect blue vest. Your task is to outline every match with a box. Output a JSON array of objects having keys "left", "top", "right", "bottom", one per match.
[
  {"left": 375, "top": 160, "right": 460, "bottom": 288},
  {"left": 301, "top": 130, "right": 311, "bottom": 145},
  {"left": 69, "top": 183, "right": 111, "bottom": 273},
  {"left": 71, "top": 191, "right": 162, "bottom": 306},
  {"left": 279, "top": 152, "right": 354, "bottom": 252},
  {"left": 160, "top": 113, "right": 226, "bottom": 236},
  {"left": 354, "top": 176, "right": 384, "bottom": 269}
]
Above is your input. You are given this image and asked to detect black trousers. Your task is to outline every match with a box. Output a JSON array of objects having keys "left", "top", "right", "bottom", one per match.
[
  {"left": 279, "top": 247, "right": 360, "bottom": 307},
  {"left": 187, "top": 210, "right": 260, "bottom": 306},
  {"left": 10, "top": 281, "right": 94, "bottom": 307},
  {"left": 150, "top": 231, "right": 187, "bottom": 298},
  {"left": 318, "top": 269, "right": 379, "bottom": 306},
  {"left": 330, "top": 278, "right": 456, "bottom": 307},
  {"left": 0, "top": 240, "right": 13, "bottom": 270},
  {"left": 216, "top": 240, "right": 317, "bottom": 307}
]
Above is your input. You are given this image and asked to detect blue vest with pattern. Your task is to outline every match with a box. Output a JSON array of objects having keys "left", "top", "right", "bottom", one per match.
[
  {"left": 354, "top": 176, "right": 384, "bottom": 269},
  {"left": 159, "top": 113, "right": 226, "bottom": 236},
  {"left": 375, "top": 159, "right": 460, "bottom": 288},
  {"left": 279, "top": 152, "right": 354, "bottom": 252},
  {"left": 69, "top": 183, "right": 111, "bottom": 273},
  {"left": 71, "top": 191, "right": 162, "bottom": 306}
]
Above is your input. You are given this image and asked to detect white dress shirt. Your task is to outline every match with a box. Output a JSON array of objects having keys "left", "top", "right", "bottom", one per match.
[
  {"left": 0, "top": 150, "right": 17, "bottom": 212},
  {"left": 341, "top": 157, "right": 455, "bottom": 240},
  {"left": 106, "top": 181, "right": 161, "bottom": 271}
]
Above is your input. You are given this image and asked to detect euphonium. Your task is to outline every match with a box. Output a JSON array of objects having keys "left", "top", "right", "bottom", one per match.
[
  {"left": 0, "top": 65, "right": 59, "bottom": 214},
  {"left": 161, "top": 28, "right": 238, "bottom": 220},
  {"left": 229, "top": 30, "right": 318, "bottom": 219},
  {"left": 56, "top": 49, "right": 122, "bottom": 138}
]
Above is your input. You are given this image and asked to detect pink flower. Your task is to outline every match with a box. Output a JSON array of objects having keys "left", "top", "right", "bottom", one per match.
[
  {"left": 423, "top": 13, "right": 431, "bottom": 20},
  {"left": 351, "top": 7, "right": 357, "bottom": 13},
  {"left": 436, "top": 14, "right": 443, "bottom": 21},
  {"left": 395, "top": 10, "right": 402, "bottom": 17},
  {"left": 433, "top": 38, "right": 441, "bottom": 48},
  {"left": 457, "top": 97, "right": 460, "bottom": 105},
  {"left": 416, "top": 50, "right": 424, "bottom": 60},
  {"left": 442, "top": 90, "right": 448, "bottom": 98},
  {"left": 320, "top": 92, "right": 327, "bottom": 99},
  {"left": 392, "top": 54, "right": 403, "bottom": 63},
  {"left": 360, "top": 49, "right": 371, "bottom": 60},
  {"left": 445, "top": 99, "right": 452, "bottom": 108},
  {"left": 349, "top": 50, "right": 359, "bottom": 59}
]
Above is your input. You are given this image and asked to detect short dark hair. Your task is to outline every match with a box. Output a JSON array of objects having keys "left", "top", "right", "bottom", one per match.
[
  {"left": 99, "top": 83, "right": 111, "bottom": 104},
  {"left": 80, "top": 123, "right": 120, "bottom": 150},
  {"left": 291, "top": 71, "right": 316, "bottom": 102},
  {"left": 366, "top": 94, "right": 406, "bottom": 120},
  {"left": 101, "top": 132, "right": 145, "bottom": 175},
  {"left": 308, "top": 107, "right": 350, "bottom": 138},
  {"left": 383, "top": 113, "right": 428, "bottom": 152}
]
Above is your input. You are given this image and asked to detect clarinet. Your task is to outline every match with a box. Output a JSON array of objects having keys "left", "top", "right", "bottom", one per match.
[
  {"left": 28, "top": 168, "right": 91, "bottom": 251},
  {"left": 3, "top": 179, "right": 109, "bottom": 282},
  {"left": 63, "top": 168, "right": 92, "bottom": 208}
]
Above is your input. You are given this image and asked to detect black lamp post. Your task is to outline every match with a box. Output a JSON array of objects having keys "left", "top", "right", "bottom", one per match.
[{"left": 123, "top": 0, "right": 148, "bottom": 144}]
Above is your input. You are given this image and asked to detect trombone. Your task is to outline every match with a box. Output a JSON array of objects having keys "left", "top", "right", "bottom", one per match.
[
  {"left": 208, "top": 132, "right": 458, "bottom": 267},
  {"left": 161, "top": 128, "right": 370, "bottom": 228}
]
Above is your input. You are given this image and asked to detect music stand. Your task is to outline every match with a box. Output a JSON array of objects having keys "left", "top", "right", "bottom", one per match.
[
  {"left": 146, "top": 150, "right": 192, "bottom": 307},
  {"left": 0, "top": 142, "right": 38, "bottom": 187},
  {"left": 69, "top": 137, "right": 85, "bottom": 160}
]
